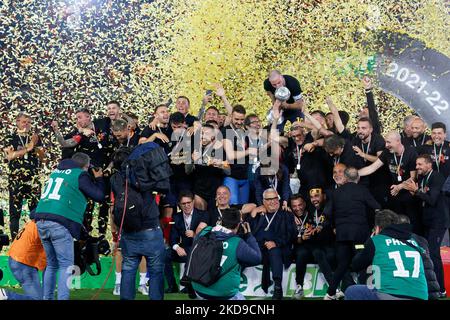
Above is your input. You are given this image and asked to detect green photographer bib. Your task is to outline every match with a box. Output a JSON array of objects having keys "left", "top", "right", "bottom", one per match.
[{"left": 36, "top": 168, "right": 88, "bottom": 224}]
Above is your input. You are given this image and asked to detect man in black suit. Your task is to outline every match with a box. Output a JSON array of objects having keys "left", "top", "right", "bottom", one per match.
[
  {"left": 324, "top": 167, "right": 381, "bottom": 300},
  {"left": 248, "top": 188, "right": 297, "bottom": 300},
  {"left": 166, "top": 191, "right": 205, "bottom": 293},
  {"left": 404, "top": 154, "right": 449, "bottom": 297}
]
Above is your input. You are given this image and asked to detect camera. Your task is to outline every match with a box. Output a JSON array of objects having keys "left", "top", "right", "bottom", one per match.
[{"left": 74, "top": 234, "right": 111, "bottom": 276}]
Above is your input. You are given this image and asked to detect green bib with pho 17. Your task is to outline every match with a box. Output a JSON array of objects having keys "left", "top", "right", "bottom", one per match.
[
  {"left": 371, "top": 234, "right": 428, "bottom": 300},
  {"left": 35, "top": 168, "right": 88, "bottom": 224}
]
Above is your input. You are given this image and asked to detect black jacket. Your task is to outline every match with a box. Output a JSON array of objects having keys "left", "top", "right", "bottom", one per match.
[
  {"left": 415, "top": 170, "right": 450, "bottom": 228},
  {"left": 325, "top": 182, "right": 381, "bottom": 243},
  {"left": 170, "top": 209, "right": 206, "bottom": 252},
  {"left": 351, "top": 223, "right": 440, "bottom": 300}
]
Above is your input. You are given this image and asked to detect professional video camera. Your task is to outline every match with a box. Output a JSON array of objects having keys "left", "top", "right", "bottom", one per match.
[{"left": 74, "top": 234, "right": 111, "bottom": 276}]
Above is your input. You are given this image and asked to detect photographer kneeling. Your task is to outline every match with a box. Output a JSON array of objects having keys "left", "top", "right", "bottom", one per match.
[{"left": 191, "top": 208, "right": 262, "bottom": 300}]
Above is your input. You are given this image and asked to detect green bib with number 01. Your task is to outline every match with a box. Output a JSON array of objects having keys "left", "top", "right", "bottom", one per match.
[
  {"left": 35, "top": 168, "right": 88, "bottom": 224},
  {"left": 371, "top": 234, "right": 428, "bottom": 300}
]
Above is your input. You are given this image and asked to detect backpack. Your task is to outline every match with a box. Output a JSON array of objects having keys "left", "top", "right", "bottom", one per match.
[
  {"left": 184, "top": 229, "right": 224, "bottom": 287},
  {"left": 110, "top": 171, "right": 145, "bottom": 233},
  {"left": 122, "top": 142, "right": 173, "bottom": 194}
]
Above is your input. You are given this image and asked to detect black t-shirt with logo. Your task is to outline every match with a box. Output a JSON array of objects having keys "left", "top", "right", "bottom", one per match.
[
  {"left": 263, "top": 74, "right": 303, "bottom": 119},
  {"left": 5, "top": 133, "right": 42, "bottom": 182},
  {"left": 222, "top": 125, "right": 249, "bottom": 180},
  {"left": 419, "top": 140, "right": 450, "bottom": 179},
  {"left": 379, "top": 146, "right": 418, "bottom": 201},
  {"left": 403, "top": 133, "right": 432, "bottom": 151}
]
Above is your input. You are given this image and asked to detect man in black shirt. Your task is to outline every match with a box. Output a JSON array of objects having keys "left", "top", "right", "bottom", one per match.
[
  {"left": 196, "top": 185, "right": 256, "bottom": 233},
  {"left": 419, "top": 122, "right": 450, "bottom": 179},
  {"left": 293, "top": 190, "right": 335, "bottom": 299},
  {"left": 3, "top": 113, "right": 44, "bottom": 238},
  {"left": 404, "top": 117, "right": 431, "bottom": 150},
  {"left": 111, "top": 119, "right": 140, "bottom": 149},
  {"left": 351, "top": 117, "right": 390, "bottom": 205},
  {"left": 404, "top": 154, "right": 449, "bottom": 297},
  {"left": 222, "top": 105, "right": 254, "bottom": 204},
  {"left": 175, "top": 96, "right": 198, "bottom": 127},
  {"left": 359, "top": 131, "right": 421, "bottom": 233},
  {"left": 140, "top": 104, "right": 172, "bottom": 154},
  {"left": 264, "top": 70, "right": 304, "bottom": 131}
]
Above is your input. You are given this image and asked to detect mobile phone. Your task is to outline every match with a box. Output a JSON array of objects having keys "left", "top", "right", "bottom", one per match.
[{"left": 206, "top": 90, "right": 213, "bottom": 96}]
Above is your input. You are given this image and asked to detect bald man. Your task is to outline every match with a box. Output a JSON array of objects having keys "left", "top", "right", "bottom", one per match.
[
  {"left": 264, "top": 70, "right": 304, "bottom": 131},
  {"left": 404, "top": 117, "right": 431, "bottom": 150},
  {"left": 359, "top": 131, "right": 422, "bottom": 234}
]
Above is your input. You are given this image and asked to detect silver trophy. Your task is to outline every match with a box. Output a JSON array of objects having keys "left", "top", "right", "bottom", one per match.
[{"left": 274, "top": 86, "right": 291, "bottom": 101}]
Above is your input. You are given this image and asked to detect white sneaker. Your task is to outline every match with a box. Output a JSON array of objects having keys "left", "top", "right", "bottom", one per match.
[
  {"left": 293, "top": 285, "right": 304, "bottom": 300},
  {"left": 335, "top": 289, "right": 345, "bottom": 300},
  {"left": 138, "top": 284, "right": 149, "bottom": 295},
  {"left": 0, "top": 289, "right": 8, "bottom": 300},
  {"left": 323, "top": 293, "right": 338, "bottom": 300},
  {"left": 113, "top": 284, "right": 120, "bottom": 296}
]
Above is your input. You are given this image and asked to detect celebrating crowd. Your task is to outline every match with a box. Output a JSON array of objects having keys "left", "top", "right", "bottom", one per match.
[{"left": 1, "top": 70, "right": 450, "bottom": 301}]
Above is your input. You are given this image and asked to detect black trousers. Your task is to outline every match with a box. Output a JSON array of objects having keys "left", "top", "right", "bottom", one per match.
[
  {"left": 327, "top": 241, "right": 363, "bottom": 295},
  {"left": 8, "top": 180, "right": 40, "bottom": 239},
  {"left": 295, "top": 243, "right": 335, "bottom": 286},
  {"left": 424, "top": 227, "right": 446, "bottom": 293},
  {"left": 261, "top": 247, "right": 284, "bottom": 292},
  {"left": 83, "top": 176, "right": 111, "bottom": 235}
]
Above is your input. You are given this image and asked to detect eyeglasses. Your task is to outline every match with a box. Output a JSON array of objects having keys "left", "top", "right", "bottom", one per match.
[
  {"left": 263, "top": 197, "right": 279, "bottom": 202},
  {"left": 309, "top": 188, "right": 322, "bottom": 196}
]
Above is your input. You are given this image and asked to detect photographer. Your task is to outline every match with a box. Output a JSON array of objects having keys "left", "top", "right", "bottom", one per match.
[
  {"left": 0, "top": 220, "right": 46, "bottom": 300},
  {"left": 191, "top": 208, "right": 261, "bottom": 300},
  {"left": 34, "top": 152, "right": 105, "bottom": 300}
]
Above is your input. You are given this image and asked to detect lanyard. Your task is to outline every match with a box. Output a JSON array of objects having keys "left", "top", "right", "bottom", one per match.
[
  {"left": 314, "top": 209, "right": 320, "bottom": 226},
  {"left": 434, "top": 143, "right": 443, "bottom": 172},
  {"left": 361, "top": 138, "right": 371, "bottom": 162},
  {"left": 393, "top": 150, "right": 404, "bottom": 176},
  {"left": 169, "top": 129, "right": 186, "bottom": 157},
  {"left": 297, "top": 212, "right": 309, "bottom": 233},
  {"left": 296, "top": 144, "right": 303, "bottom": 170},
  {"left": 334, "top": 156, "right": 340, "bottom": 166},
  {"left": 413, "top": 134, "right": 426, "bottom": 147},
  {"left": 420, "top": 170, "right": 433, "bottom": 192},
  {"left": 17, "top": 133, "right": 29, "bottom": 147},
  {"left": 231, "top": 125, "right": 245, "bottom": 149},
  {"left": 264, "top": 210, "right": 278, "bottom": 232},
  {"left": 183, "top": 213, "right": 192, "bottom": 230},
  {"left": 91, "top": 123, "right": 102, "bottom": 149},
  {"left": 268, "top": 176, "right": 278, "bottom": 190}
]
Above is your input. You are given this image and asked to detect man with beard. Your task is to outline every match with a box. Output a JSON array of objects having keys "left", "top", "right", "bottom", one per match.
[
  {"left": 186, "top": 124, "right": 230, "bottom": 210},
  {"left": 404, "top": 154, "right": 449, "bottom": 297},
  {"left": 419, "top": 122, "right": 450, "bottom": 179},
  {"left": 4, "top": 113, "right": 44, "bottom": 238},
  {"left": 292, "top": 190, "right": 335, "bottom": 299},
  {"left": 139, "top": 104, "right": 172, "bottom": 154},
  {"left": 222, "top": 105, "right": 254, "bottom": 204},
  {"left": 351, "top": 117, "right": 390, "bottom": 205},
  {"left": 331, "top": 163, "right": 347, "bottom": 190},
  {"left": 111, "top": 119, "right": 140, "bottom": 149},
  {"left": 359, "top": 131, "right": 421, "bottom": 234},
  {"left": 404, "top": 117, "right": 431, "bottom": 151},
  {"left": 284, "top": 125, "right": 328, "bottom": 197},
  {"left": 248, "top": 189, "right": 297, "bottom": 299},
  {"left": 400, "top": 115, "right": 418, "bottom": 146},
  {"left": 51, "top": 108, "right": 110, "bottom": 235}
]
